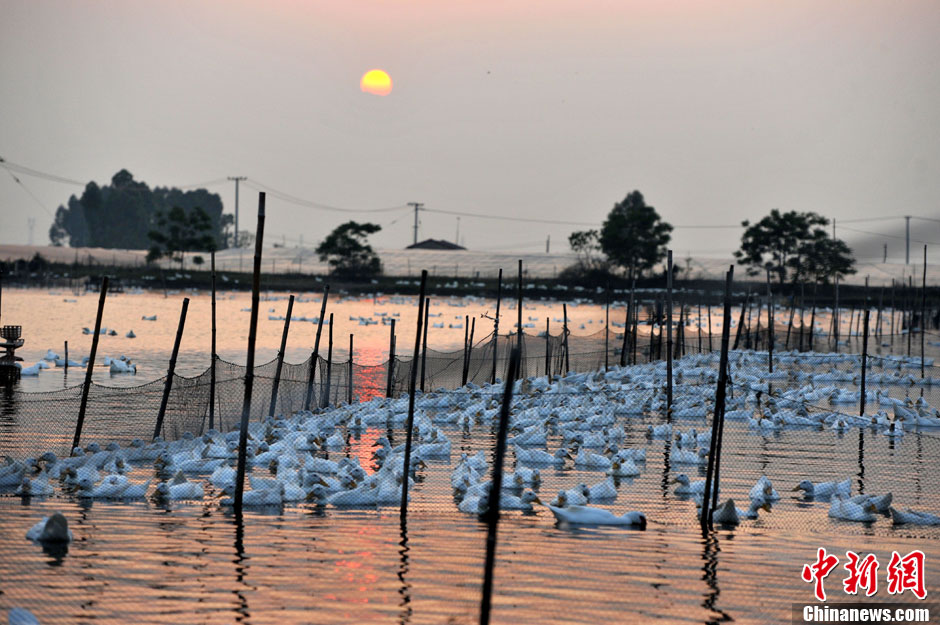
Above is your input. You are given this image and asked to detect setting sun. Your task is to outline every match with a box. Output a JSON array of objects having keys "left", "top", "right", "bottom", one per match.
[{"left": 360, "top": 69, "right": 392, "bottom": 96}]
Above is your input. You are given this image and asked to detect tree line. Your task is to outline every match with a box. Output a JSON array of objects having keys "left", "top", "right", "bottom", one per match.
[{"left": 568, "top": 190, "right": 856, "bottom": 285}]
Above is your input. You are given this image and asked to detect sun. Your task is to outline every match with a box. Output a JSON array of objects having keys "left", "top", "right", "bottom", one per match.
[{"left": 360, "top": 69, "right": 392, "bottom": 96}]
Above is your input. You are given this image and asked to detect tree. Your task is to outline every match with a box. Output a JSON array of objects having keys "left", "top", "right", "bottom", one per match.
[
  {"left": 598, "top": 191, "right": 673, "bottom": 280},
  {"left": 734, "top": 209, "right": 854, "bottom": 284},
  {"left": 316, "top": 221, "right": 382, "bottom": 278},
  {"left": 791, "top": 229, "right": 856, "bottom": 284},
  {"left": 147, "top": 205, "right": 217, "bottom": 269},
  {"left": 48, "top": 170, "right": 228, "bottom": 249},
  {"left": 568, "top": 229, "right": 606, "bottom": 271}
]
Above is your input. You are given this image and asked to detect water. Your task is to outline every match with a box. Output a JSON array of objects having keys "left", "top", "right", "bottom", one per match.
[
  {"left": 1, "top": 409, "right": 939, "bottom": 624},
  {"left": 2, "top": 287, "right": 939, "bottom": 623}
]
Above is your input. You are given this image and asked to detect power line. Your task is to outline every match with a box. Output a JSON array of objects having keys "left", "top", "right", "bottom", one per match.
[
  {"left": 0, "top": 163, "right": 55, "bottom": 217},
  {"left": 244, "top": 179, "right": 410, "bottom": 214},
  {"left": 838, "top": 225, "right": 940, "bottom": 247},
  {"left": 422, "top": 206, "right": 598, "bottom": 227},
  {"left": 0, "top": 156, "right": 85, "bottom": 186}
]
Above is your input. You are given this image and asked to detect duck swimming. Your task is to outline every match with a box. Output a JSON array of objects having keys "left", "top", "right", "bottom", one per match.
[
  {"left": 26, "top": 512, "right": 73, "bottom": 543},
  {"left": 546, "top": 504, "right": 646, "bottom": 528},
  {"left": 793, "top": 478, "right": 851, "bottom": 499}
]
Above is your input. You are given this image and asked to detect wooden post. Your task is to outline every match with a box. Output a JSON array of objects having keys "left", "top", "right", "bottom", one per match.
[
  {"left": 620, "top": 283, "right": 632, "bottom": 367},
  {"left": 209, "top": 250, "right": 217, "bottom": 431},
  {"left": 707, "top": 303, "right": 713, "bottom": 352},
  {"left": 516, "top": 260, "right": 523, "bottom": 374},
  {"left": 701, "top": 266, "right": 733, "bottom": 533},
  {"left": 463, "top": 317, "right": 475, "bottom": 386},
  {"left": 632, "top": 302, "right": 639, "bottom": 365},
  {"left": 267, "top": 294, "right": 295, "bottom": 417},
  {"left": 834, "top": 276, "right": 840, "bottom": 353},
  {"left": 323, "top": 313, "right": 333, "bottom": 408},
  {"left": 808, "top": 281, "right": 817, "bottom": 352},
  {"left": 348, "top": 333, "right": 354, "bottom": 404},
  {"left": 420, "top": 299, "right": 430, "bottom": 391},
  {"left": 697, "top": 300, "right": 703, "bottom": 354},
  {"left": 860, "top": 309, "right": 870, "bottom": 417},
  {"left": 922, "top": 246, "right": 927, "bottom": 378},
  {"left": 784, "top": 293, "right": 795, "bottom": 350},
  {"left": 767, "top": 274, "right": 774, "bottom": 374},
  {"left": 304, "top": 286, "right": 329, "bottom": 411},
  {"left": 491, "top": 268, "right": 502, "bottom": 384},
  {"left": 400, "top": 271, "right": 428, "bottom": 522},
  {"left": 544, "top": 318, "right": 551, "bottom": 377},
  {"left": 233, "top": 192, "right": 265, "bottom": 513},
  {"left": 562, "top": 302, "right": 570, "bottom": 374},
  {"left": 604, "top": 280, "right": 610, "bottom": 371},
  {"left": 387, "top": 318, "right": 397, "bottom": 398},
  {"left": 666, "top": 250, "right": 673, "bottom": 411},
  {"left": 63, "top": 341, "right": 68, "bottom": 374},
  {"left": 72, "top": 276, "right": 108, "bottom": 450},
  {"left": 153, "top": 297, "right": 190, "bottom": 441},
  {"left": 479, "top": 346, "right": 521, "bottom": 625},
  {"left": 732, "top": 290, "right": 749, "bottom": 351}
]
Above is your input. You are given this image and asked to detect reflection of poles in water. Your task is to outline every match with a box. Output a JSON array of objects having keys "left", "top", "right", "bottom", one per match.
[
  {"left": 232, "top": 510, "right": 250, "bottom": 622},
  {"left": 397, "top": 520, "right": 413, "bottom": 625},
  {"left": 701, "top": 531, "right": 730, "bottom": 623}
]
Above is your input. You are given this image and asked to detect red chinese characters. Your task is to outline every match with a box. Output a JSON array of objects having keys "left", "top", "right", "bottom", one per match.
[
  {"left": 802, "top": 548, "right": 840, "bottom": 601},
  {"left": 887, "top": 550, "right": 926, "bottom": 600},
  {"left": 843, "top": 551, "right": 879, "bottom": 597}
]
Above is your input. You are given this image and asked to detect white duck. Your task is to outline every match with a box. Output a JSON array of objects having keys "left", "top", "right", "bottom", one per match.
[
  {"left": 546, "top": 504, "right": 646, "bottom": 528},
  {"left": 828, "top": 495, "right": 877, "bottom": 522},
  {"left": 25, "top": 512, "right": 73, "bottom": 543},
  {"left": 709, "top": 498, "right": 770, "bottom": 525},
  {"left": 793, "top": 478, "right": 851, "bottom": 499},
  {"left": 889, "top": 507, "right": 940, "bottom": 526}
]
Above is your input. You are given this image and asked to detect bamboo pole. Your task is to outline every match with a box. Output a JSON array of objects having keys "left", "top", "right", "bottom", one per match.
[
  {"left": 153, "top": 297, "right": 190, "bottom": 441},
  {"left": 860, "top": 309, "right": 870, "bottom": 416},
  {"left": 386, "top": 318, "right": 397, "bottom": 397},
  {"left": 666, "top": 250, "right": 673, "bottom": 410},
  {"left": 323, "top": 313, "right": 333, "bottom": 408},
  {"left": 562, "top": 303, "right": 570, "bottom": 374},
  {"left": 209, "top": 250, "right": 217, "bottom": 431},
  {"left": 479, "top": 346, "right": 521, "bottom": 625},
  {"left": 233, "top": 192, "right": 265, "bottom": 513},
  {"left": 268, "top": 294, "right": 295, "bottom": 417},
  {"left": 922, "top": 246, "right": 927, "bottom": 378},
  {"left": 304, "top": 286, "right": 329, "bottom": 411},
  {"left": 348, "top": 333, "right": 354, "bottom": 404},
  {"left": 491, "top": 268, "right": 502, "bottom": 384},
  {"left": 420, "top": 299, "right": 430, "bottom": 391},
  {"left": 72, "top": 276, "right": 108, "bottom": 450},
  {"left": 400, "top": 271, "right": 428, "bottom": 522}
]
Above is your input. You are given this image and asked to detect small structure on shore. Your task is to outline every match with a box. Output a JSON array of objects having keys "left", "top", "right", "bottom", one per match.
[{"left": 0, "top": 325, "right": 24, "bottom": 383}]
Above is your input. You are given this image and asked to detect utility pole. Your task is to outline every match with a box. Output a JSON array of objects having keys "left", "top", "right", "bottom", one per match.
[
  {"left": 228, "top": 176, "right": 247, "bottom": 248},
  {"left": 883, "top": 243, "right": 887, "bottom": 264},
  {"left": 455, "top": 217, "right": 460, "bottom": 246},
  {"left": 27, "top": 218, "right": 35, "bottom": 246},
  {"left": 832, "top": 218, "right": 836, "bottom": 240},
  {"left": 408, "top": 202, "right": 423, "bottom": 246},
  {"left": 546, "top": 235, "right": 550, "bottom": 254},
  {"left": 905, "top": 215, "right": 911, "bottom": 265}
]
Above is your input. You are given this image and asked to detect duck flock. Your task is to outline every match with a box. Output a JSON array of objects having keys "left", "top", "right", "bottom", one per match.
[{"left": 7, "top": 348, "right": 940, "bottom": 561}]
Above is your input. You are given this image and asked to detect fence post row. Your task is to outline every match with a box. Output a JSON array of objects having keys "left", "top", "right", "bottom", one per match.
[
  {"left": 153, "top": 297, "right": 190, "bottom": 441},
  {"left": 234, "top": 191, "right": 266, "bottom": 514}
]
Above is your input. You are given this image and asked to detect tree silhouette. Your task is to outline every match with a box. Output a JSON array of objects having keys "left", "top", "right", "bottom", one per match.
[
  {"left": 316, "top": 221, "right": 382, "bottom": 278},
  {"left": 735, "top": 209, "right": 854, "bottom": 284},
  {"left": 598, "top": 191, "right": 673, "bottom": 280},
  {"left": 147, "top": 205, "right": 217, "bottom": 269}
]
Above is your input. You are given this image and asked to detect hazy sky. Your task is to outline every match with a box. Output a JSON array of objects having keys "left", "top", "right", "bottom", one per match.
[{"left": 2, "top": 0, "right": 939, "bottom": 262}]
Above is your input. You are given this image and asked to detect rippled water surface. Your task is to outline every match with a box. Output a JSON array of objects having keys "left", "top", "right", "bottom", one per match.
[
  {"left": 2, "top": 288, "right": 939, "bottom": 623},
  {"left": 1, "top": 414, "right": 939, "bottom": 624}
]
